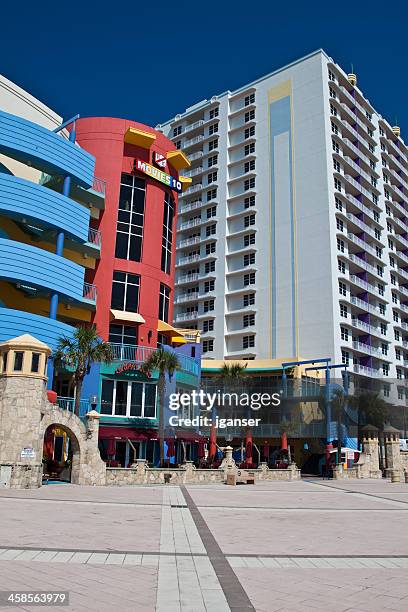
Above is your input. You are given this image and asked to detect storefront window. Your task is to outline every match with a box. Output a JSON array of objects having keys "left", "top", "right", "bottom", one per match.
[{"left": 100, "top": 379, "right": 156, "bottom": 418}]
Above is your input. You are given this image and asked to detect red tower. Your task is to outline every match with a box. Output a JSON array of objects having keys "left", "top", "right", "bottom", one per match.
[{"left": 75, "top": 117, "right": 189, "bottom": 347}]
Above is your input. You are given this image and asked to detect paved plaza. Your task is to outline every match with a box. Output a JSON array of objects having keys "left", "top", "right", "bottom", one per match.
[{"left": 0, "top": 479, "right": 408, "bottom": 611}]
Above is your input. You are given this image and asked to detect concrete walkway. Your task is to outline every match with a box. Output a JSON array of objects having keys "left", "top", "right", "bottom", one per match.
[{"left": 0, "top": 479, "right": 407, "bottom": 611}]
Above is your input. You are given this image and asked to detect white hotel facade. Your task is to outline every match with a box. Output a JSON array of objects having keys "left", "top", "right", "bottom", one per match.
[{"left": 158, "top": 49, "right": 408, "bottom": 395}]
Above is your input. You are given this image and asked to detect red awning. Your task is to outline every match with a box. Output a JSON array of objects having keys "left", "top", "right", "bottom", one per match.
[{"left": 99, "top": 427, "right": 156, "bottom": 441}]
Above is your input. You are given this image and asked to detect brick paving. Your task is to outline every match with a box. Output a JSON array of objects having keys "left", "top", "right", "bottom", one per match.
[{"left": 0, "top": 479, "right": 407, "bottom": 611}]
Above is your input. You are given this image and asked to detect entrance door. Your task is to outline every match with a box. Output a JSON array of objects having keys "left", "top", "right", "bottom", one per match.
[{"left": 115, "top": 440, "right": 127, "bottom": 467}]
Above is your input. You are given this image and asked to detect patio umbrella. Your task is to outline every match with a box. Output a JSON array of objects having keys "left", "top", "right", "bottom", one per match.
[
  {"left": 166, "top": 438, "right": 175, "bottom": 458},
  {"left": 281, "top": 431, "right": 288, "bottom": 451},
  {"left": 245, "top": 432, "right": 253, "bottom": 463},
  {"left": 107, "top": 438, "right": 116, "bottom": 457},
  {"left": 263, "top": 443, "right": 269, "bottom": 459},
  {"left": 198, "top": 441, "right": 205, "bottom": 458},
  {"left": 208, "top": 424, "right": 217, "bottom": 461}
]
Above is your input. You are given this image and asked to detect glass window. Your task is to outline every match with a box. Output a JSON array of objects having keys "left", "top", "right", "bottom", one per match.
[
  {"left": 144, "top": 385, "right": 156, "bottom": 418},
  {"left": 159, "top": 284, "right": 170, "bottom": 322},
  {"left": 115, "top": 381, "right": 128, "bottom": 416},
  {"left": 161, "top": 192, "right": 175, "bottom": 274},
  {"left": 100, "top": 379, "right": 114, "bottom": 415},
  {"left": 13, "top": 351, "right": 24, "bottom": 371},
  {"left": 129, "top": 383, "right": 143, "bottom": 417},
  {"left": 2, "top": 351, "right": 8, "bottom": 373},
  {"left": 109, "top": 324, "right": 137, "bottom": 345},
  {"left": 111, "top": 272, "right": 140, "bottom": 312},
  {"left": 31, "top": 353, "right": 40, "bottom": 373},
  {"left": 115, "top": 173, "right": 146, "bottom": 261}
]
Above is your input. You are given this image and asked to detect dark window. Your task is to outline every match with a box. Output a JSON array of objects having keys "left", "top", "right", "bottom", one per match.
[
  {"left": 2, "top": 351, "right": 8, "bottom": 373},
  {"left": 111, "top": 271, "right": 140, "bottom": 312},
  {"left": 159, "top": 284, "right": 170, "bottom": 322},
  {"left": 109, "top": 324, "right": 137, "bottom": 345},
  {"left": 161, "top": 192, "right": 175, "bottom": 274},
  {"left": 31, "top": 353, "right": 40, "bottom": 373},
  {"left": 115, "top": 173, "right": 146, "bottom": 262},
  {"left": 13, "top": 351, "right": 23, "bottom": 371},
  {"left": 100, "top": 379, "right": 114, "bottom": 415}
]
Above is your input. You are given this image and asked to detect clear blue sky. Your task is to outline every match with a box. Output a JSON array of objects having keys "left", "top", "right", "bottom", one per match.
[{"left": 1, "top": 1, "right": 406, "bottom": 131}]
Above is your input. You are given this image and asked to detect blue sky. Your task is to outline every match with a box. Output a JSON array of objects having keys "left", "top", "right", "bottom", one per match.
[{"left": 1, "top": 1, "right": 406, "bottom": 131}]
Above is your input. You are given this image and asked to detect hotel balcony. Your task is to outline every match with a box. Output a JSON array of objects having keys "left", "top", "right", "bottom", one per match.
[
  {"left": 176, "top": 254, "right": 201, "bottom": 268},
  {"left": 345, "top": 213, "right": 381, "bottom": 243},
  {"left": 346, "top": 233, "right": 380, "bottom": 261},
  {"left": 353, "top": 364, "right": 381, "bottom": 378},
  {"left": 179, "top": 199, "right": 204, "bottom": 214},
  {"left": 347, "top": 253, "right": 383, "bottom": 280},
  {"left": 349, "top": 274, "right": 379, "bottom": 297},
  {"left": 175, "top": 293, "right": 200, "bottom": 304},
  {"left": 342, "top": 138, "right": 372, "bottom": 169},
  {"left": 178, "top": 218, "right": 203, "bottom": 231},
  {"left": 179, "top": 183, "right": 203, "bottom": 198},
  {"left": 174, "top": 312, "right": 199, "bottom": 323},
  {"left": 178, "top": 236, "right": 202, "bottom": 249},
  {"left": 342, "top": 192, "right": 377, "bottom": 223},
  {"left": 108, "top": 343, "right": 199, "bottom": 377},
  {"left": 350, "top": 317, "right": 382, "bottom": 338},
  {"left": 183, "top": 135, "right": 204, "bottom": 150},
  {"left": 183, "top": 166, "right": 204, "bottom": 179},
  {"left": 177, "top": 273, "right": 200, "bottom": 285},
  {"left": 350, "top": 296, "right": 387, "bottom": 319},
  {"left": 352, "top": 341, "right": 383, "bottom": 358}
]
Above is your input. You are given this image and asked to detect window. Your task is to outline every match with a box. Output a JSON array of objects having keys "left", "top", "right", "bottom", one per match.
[
  {"left": 332, "top": 139, "right": 339, "bottom": 153},
  {"left": 340, "top": 304, "right": 348, "bottom": 318},
  {"left": 333, "top": 159, "right": 341, "bottom": 172},
  {"left": 244, "top": 272, "right": 255, "bottom": 286},
  {"left": 204, "top": 280, "right": 215, "bottom": 292},
  {"left": 244, "top": 233, "right": 255, "bottom": 247},
  {"left": 207, "top": 171, "right": 217, "bottom": 184},
  {"left": 159, "top": 284, "right": 170, "bottom": 322},
  {"left": 395, "top": 329, "right": 400, "bottom": 341},
  {"left": 329, "top": 86, "right": 336, "bottom": 98},
  {"left": 203, "top": 320, "right": 214, "bottom": 332},
  {"left": 111, "top": 272, "right": 140, "bottom": 313},
  {"left": 13, "top": 351, "right": 24, "bottom": 371},
  {"left": 115, "top": 174, "right": 146, "bottom": 262},
  {"left": 209, "top": 123, "right": 218, "bottom": 135},
  {"left": 245, "top": 110, "right": 255, "bottom": 122},
  {"left": 394, "top": 311, "right": 399, "bottom": 322},
  {"left": 244, "top": 196, "right": 255, "bottom": 208},
  {"left": 173, "top": 125, "right": 182, "bottom": 137},
  {"left": 381, "top": 343, "right": 388, "bottom": 355},
  {"left": 206, "top": 224, "right": 216, "bottom": 237},
  {"left": 206, "top": 242, "right": 216, "bottom": 255},
  {"left": 109, "top": 324, "right": 137, "bottom": 346},
  {"left": 336, "top": 218, "right": 344, "bottom": 232},
  {"left": 377, "top": 265, "right": 383, "bottom": 277},
  {"left": 341, "top": 326, "right": 349, "bottom": 341},
  {"left": 398, "top": 388, "right": 404, "bottom": 400},
  {"left": 335, "top": 198, "right": 343, "bottom": 212},
  {"left": 206, "top": 188, "right": 217, "bottom": 202},
  {"left": 100, "top": 379, "right": 156, "bottom": 418},
  {"left": 244, "top": 177, "right": 255, "bottom": 191},
  {"left": 391, "top": 274, "right": 396, "bottom": 285},
  {"left": 244, "top": 143, "right": 255, "bottom": 155},
  {"left": 244, "top": 253, "right": 255, "bottom": 266},
  {"left": 330, "top": 104, "right": 338, "bottom": 117},
  {"left": 244, "top": 126, "right": 255, "bottom": 139},
  {"left": 334, "top": 177, "right": 342, "bottom": 192},
  {"left": 392, "top": 293, "right": 398, "bottom": 304},
  {"left": 245, "top": 93, "right": 255, "bottom": 106},
  {"left": 341, "top": 350, "right": 349, "bottom": 365},
  {"left": 331, "top": 122, "right": 339, "bottom": 135},
  {"left": 31, "top": 353, "right": 40, "bottom": 373},
  {"left": 243, "top": 335, "right": 255, "bottom": 349},
  {"left": 337, "top": 238, "right": 345, "bottom": 252},
  {"left": 382, "top": 363, "right": 389, "bottom": 377},
  {"left": 374, "top": 228, "right": 381, "bottom": 240},
  {"left": 175, "top": 140, "right": 181, "bottom": 150},
  {"left": 396, "top": 348, "right": 402, "bottom": 361},
  {"left": 244, "top": 214, "right": 256, "bottom": 227},
  {"left": 204, "top": 300, "right": 215, "bottom": 312},
  {"left": 206, "top": 206, "right": 217, "bottom": 219},
  {"left": 161, "top": 191, "right": 175, "bottom": 274},
  {"left": 397, "top": 368, "right": 403, "bottom": 380},
  {"left": 208, "top": 155, "right": 218, "bottom": 167},
  {"left": 383, "top": 384, "right": 390, "bottom": 398},
  {"left": 243, "top": 314, "right": 255, "bottom": 327},
  {"left": 209, "top": 107, "right": 219, "bottom": 119},
  {"left": 244, "top": 160, "right": 255, "bottom": 173},
  {"left": 328, "top": 69, "right": 336, "bottom": 82},
  {"left": 204, "top": 261, "right": 215, "bottom": 273},
  {"left": 339, "top": 281, "right": 347, "bottom": 296},
  {"left": 203, "top": 340, "right": 214, "bottom": 352},
  {"left": 378, "top": 283, "right": 384, "bottom": 296},
  {"left": 379, "top": 303, "right": 386, "bottom": 315},
  {"left": 208, "top": 139, "right": 218, "bottom": 151},
  {"left": 390, "top": 256, "right": 395, "bottom": 268},
  {"left": 338, "top": 260, "right": 346, "bottom": 274},
  {"left": 381, "top": 323, "right": 387, "bottom": 336},
  {"left": 243, "top": 293, "right": 255, "bottom": 307}
]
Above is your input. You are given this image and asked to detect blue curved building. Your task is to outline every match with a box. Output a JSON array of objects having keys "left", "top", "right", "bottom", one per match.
[{"left": 0, "top": 107, "right": 104, "bottom": 353}]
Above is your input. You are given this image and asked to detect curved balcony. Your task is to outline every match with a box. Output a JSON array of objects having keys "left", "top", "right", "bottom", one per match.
[
  {"left": 0, "top": 238, "right": 93, "bottom": 305},
  {"left": 0, "top": 110, "right": 94, "bottom": 187},
  {"left": 0, "top": 307, "right": 73, "bottom": 349},
  {"left": 0, "top": 173, "right": 90, "bottom": 242}
]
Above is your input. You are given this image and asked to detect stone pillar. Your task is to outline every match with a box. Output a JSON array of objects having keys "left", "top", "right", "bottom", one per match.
[
  {"left": 220, "top": 446, "right": 237, "bottom": 480},
  {"left": 383, "top": 425, "right": 402, "bottom": 479},
  {"left": 86, "top": 410, "right": 101, "bottom": 442},
  {"left": 80, "top": 410, "right": 106, "bottom": 486},
  {"left": 361, "top": 425, "right": 382, "bottom": 478},
  {"left": 0, "top": 334, "right": 51, "bottom": 489},
  {"left": 135, "top": 458, "right": 147, "bottom": 483}
]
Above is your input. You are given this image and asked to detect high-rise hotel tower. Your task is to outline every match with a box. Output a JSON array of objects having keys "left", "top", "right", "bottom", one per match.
[{"left": 158, "top": 49, "right": 408, "bottom": 391}]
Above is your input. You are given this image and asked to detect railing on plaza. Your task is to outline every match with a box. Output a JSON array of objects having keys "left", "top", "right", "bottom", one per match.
[
  {"left": 56, "top": 397, "right": 90, "bottom": 418},
  {"left": 108, "top": 343, "right": 200, "bottom": 377}
]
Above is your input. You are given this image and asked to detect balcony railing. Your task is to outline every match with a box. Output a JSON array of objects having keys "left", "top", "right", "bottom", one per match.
[
  {"left": 351, "top": 317, "right": 381, "bottom": 336},
  {"left": 174, "top": 312, "right": 199, "bottom": 322},
  {"left": 178, "top": 236, "right": 201, "bottom": 248},
  {"left": 180, "top": 199, "right": 203, "bottom": 214},
  {"left": 353, "top": 364, "right": 380, "bottom": 378},
  {"left": 92, "top": 177, "right": 106, "bottom": 196},
  {"left": 56, "top": 397, "right": 90, "bottom": 418},
  {"left": 342, "top": 138, "right": 371, "bottom": 167},
  {"left": 348, "top": 253, "right": 379, "bottom": 277},
  {"left": 184, "top": 135, "right": 204, "bottom": 149},
  {"left": 352, "top": 341, "right": 382, "bottom": 358},
  {"left": 88, "top": 227, "right": 102, "bottom": 247},
  {"left": 108, "top": 343, "right": 200, "bottom": 377},
  {"left": 83, "top": 282, "right": 97, "bottom": 303}
]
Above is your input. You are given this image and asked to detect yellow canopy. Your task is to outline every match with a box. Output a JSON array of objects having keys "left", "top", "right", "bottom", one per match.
[{"left": 124, "top": 127, "right": 156, "bottom": 149}]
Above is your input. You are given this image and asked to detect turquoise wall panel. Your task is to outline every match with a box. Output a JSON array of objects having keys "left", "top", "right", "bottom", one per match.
[
  {"left": 0, "top": 174, "right": 89, "bottom": 242},
  {"left": 0, "top": 111, "right": 95, "bottom": 188},
  {"left": 0, "top": 307, "right": 73, "bottom": 349},
  {"left": 0, "top": 238, "right": 85, "bottom": 302}
]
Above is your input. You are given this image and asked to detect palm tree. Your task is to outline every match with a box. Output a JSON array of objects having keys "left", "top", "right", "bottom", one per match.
[
  {"left": 141, "top": 348, "right": 180, "bottom": 467},
  {"left": 54, "top": 325, "right": 113, "bottom": 416},
  {"left": 217, "top": 362, "right": 248, "bottom": 462},
  {"left": 353, "top": 391, "right": 388, "bottom": 433}
]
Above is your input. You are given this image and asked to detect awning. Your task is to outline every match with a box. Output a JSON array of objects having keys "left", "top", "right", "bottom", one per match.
[
  {"left": 99, "top": 426, "right": 156, "bottom": 441},
  {"left": 166, "top": 150, "right": 191, "bottom": 170},
  {"left": 110, "top": 309, "right": 145, "bottom": 324},
  {"left": 124, "top": 127, "right": 156, "bottom": 149},
  {"left": 157, "top": 320, "right": 185, "bottom": 339},
  {"left": 174, "top": 430, "right": 207, "bottom": 443}
]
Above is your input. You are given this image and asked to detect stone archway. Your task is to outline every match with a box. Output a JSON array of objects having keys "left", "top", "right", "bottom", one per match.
[
  {"left": 40, "top": 406, "right": 106, "bottom": 486},
  {"left": 42, "top": 422, "right": 82, "bottom": 484}
]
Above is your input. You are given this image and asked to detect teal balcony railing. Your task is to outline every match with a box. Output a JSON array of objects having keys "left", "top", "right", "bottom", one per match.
[
  {"left": 56, "top": 397, "right": 90, "bottom": 417},
  {"left": 88, "top": 227, "right": 102, "bottom": 247},
  {"left": 108, "top": 343, "right": 200, "bottom": 377},
  {"left": 83, "top": 282, "right": 97, "bottom": 303}
]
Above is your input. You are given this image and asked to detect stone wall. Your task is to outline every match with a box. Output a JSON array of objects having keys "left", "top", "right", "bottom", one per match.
[{"left": 105, "top": 460, "right": 301, "bottom": 486}]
